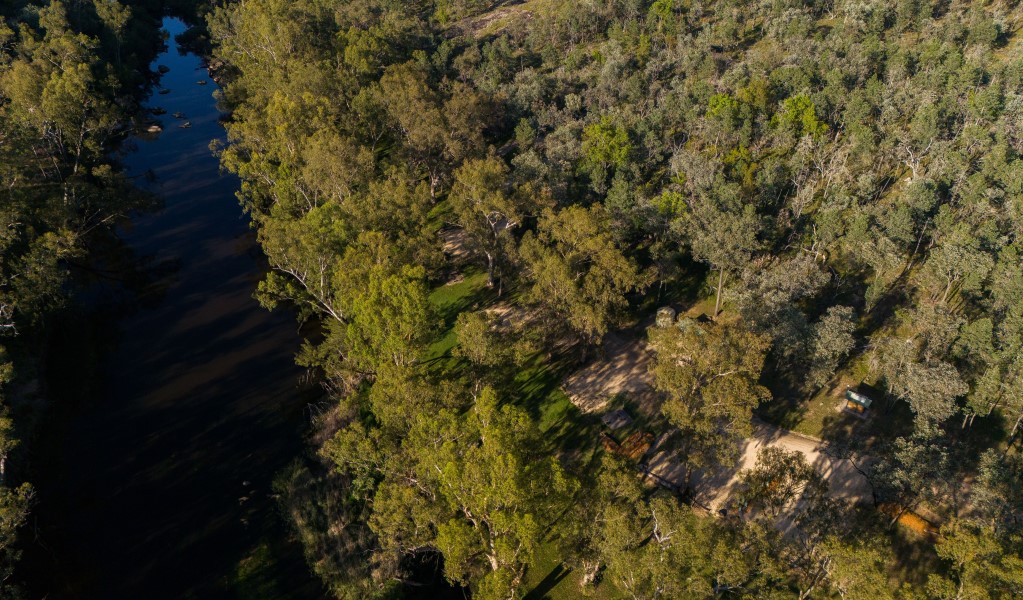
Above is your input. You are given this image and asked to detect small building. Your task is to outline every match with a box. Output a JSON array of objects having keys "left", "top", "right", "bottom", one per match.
[
  {"left": 601, "top": 409, "right": 633, "bottom": 431},
  {"left": 656, "top": 306, "right": 676, "bottom": 328},
  {"left": 844, "top": 388, "right": 873, "bottom": 417}
]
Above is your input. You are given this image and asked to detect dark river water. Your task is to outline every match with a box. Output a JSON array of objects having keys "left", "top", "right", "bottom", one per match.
[{"left": 23, "top": 18, "right": 321, "bottom": 599}]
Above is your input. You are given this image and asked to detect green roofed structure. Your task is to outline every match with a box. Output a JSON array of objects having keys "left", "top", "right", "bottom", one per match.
[{"left": 844, "top": 389, "right": 873, "bottom": 417}]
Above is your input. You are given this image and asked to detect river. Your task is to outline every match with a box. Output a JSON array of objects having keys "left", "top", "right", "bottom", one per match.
[{"left": 23, "top": 18, "right": 322, "bottom": 599}]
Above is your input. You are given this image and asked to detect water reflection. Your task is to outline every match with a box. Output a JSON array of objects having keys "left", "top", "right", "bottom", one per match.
[{"left": 26, "top": 18, "right": 320, "bottom": 599}]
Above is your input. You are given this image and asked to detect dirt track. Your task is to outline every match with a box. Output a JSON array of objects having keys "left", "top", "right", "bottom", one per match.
[
  {"left": 645, "top": 420, "right": 875, "bottom": 511},
  {"left": 562, "top": 332, "right": 874, "bottom": 511}
]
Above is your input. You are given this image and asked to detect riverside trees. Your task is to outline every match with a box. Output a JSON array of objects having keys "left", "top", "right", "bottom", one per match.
[{"left": 0, "top": 0, "right": 168, "bottom": 590}]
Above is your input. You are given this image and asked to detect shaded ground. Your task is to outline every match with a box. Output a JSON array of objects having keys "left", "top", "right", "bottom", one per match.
[
  {"left": 440, "top": 227, "right": 473, "bottom": 264},
  {"left": 661, "top": 420, "right": 874, "bottom": 511},
  {"left": 562, "top": 331, "right": 658, "bottom": 414},
  {"left": 562, "top": 328, "right": 874, "bottom": 514}
]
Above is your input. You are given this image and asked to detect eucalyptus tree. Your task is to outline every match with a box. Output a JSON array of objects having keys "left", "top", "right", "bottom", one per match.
[
  {"left": 520, "top": 204, "right": 646, "bottom": 352},
  {"left": 687, "top": 191, "right": 762, "bottom": 317},
  {"left": 872, "top": 434, "right": 961, "bottom": 526},
  {"left": 808, "top": 305, "right": 857, "bottom": 390},
  {"left": 448, "top": 156, "right": 536, "bottom": 289},
  {"left": 927, "top": 519, "right": 1023, "bottom": 600},
  {"left": 369, "top": 388, "right": 577, "bottom": 600},
  {"left": 737, "top": 447, "right": 827, "bottom": 520},
  {"left": 649, "top": 318, "right": 771, "bottom": 492}
]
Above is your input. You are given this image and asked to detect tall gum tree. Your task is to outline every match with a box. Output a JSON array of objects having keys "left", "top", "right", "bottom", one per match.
[
  {"left": 520, "top": 204, "right": 646, "bottom": 353},
  {"left": 648, "top": 318, "right": 771, "bottom": 493},
  {"left": 369, "top": 387, "right": 577, "bottom": 600},
  {"left": 686, "top": 193, "right": 761, "bottom": 317},
  {"left": 448, "top": 156, "right": 535, "bottom": 289}
]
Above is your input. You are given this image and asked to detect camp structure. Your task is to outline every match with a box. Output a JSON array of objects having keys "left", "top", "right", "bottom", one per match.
[
  {"left": 601, "top": 409, "right": 633, "bottom": 431},
  {"left": 844, "top": 388, "right": 873, "bottom": 418},
  {"left": 601, "top": 431, "right": 653, "bottom": 462}
]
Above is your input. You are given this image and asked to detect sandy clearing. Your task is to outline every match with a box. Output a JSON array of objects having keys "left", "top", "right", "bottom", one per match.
[
  {"left": 440, "top": 227, "right": 472, "bottom": 263},
  {"left": 561, "top": 331, "right": 659, "bottom": 414},
  {"left": 560, "top": 327, "right": 874, "bottom": 510},
  {"left": 645, "top": 420, "right": 875, "bottom": 511}
]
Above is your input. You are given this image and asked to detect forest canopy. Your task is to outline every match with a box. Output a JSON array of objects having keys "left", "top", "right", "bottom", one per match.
[{"left": 214, "top": 0, "right": 1023, "bottom": 597}]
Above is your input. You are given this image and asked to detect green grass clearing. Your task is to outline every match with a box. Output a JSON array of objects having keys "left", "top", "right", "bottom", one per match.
[
  {"left": 429, "top": 269, "right": 492, "bottom": 323},
  {"left": 522, "top": 541, "right": 620, "bottom": 600},
  {"left": 424, "top": 269, "right": 495, "bottom": 372}
]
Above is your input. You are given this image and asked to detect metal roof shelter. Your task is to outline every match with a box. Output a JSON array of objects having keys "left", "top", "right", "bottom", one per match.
[{"left": 844, "top": 389, "right": 873, "bottom": 416}]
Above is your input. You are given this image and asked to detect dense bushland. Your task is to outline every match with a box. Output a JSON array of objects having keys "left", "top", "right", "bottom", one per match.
[{"left": 210, "top": 0, "right": 1023, "bottom": 598}]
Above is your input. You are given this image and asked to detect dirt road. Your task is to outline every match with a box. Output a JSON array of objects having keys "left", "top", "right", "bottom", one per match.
[
  {"left": 645, "top": 419, "right": 875, "bottom": 511},
  {"left": 562, "top": 328, "right": 875, "bottom": 512}
]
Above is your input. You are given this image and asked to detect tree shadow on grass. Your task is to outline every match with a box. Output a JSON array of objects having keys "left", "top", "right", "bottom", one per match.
[
  {"left": 511, "top": 352, "right": 577, "bottom": 416},
  {"left": 818, "top": 392, "right": 915, "bottom": 452},
  {"left": 506, "top": 347, "right": 607, "bottom": 464},
  {"left": 523, "top": 564, "right": 571, "bottom": 600},
  {"left": 757, "top": 372, "right": 810, "bottom": 432},
  {"left": 429, "top": 270, "right": 498, "bottom": 330},
  {"left": 886, "top": 522, "right": 942, "bottom": 588}
]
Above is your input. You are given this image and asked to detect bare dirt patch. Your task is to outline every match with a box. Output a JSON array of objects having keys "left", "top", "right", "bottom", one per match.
[
  {"left": 440, "top": 227, "right": 472, "bottom": 264},
  {"left": 561, "top": 330, "right": 659, "bottom": 415},
  {"left": 484, "top": 302, "right": 531, "bottom": 331},
  {"left": 452, "top": 1, "right": 536, "bottom": 38},
  {"left": 644, "top": 420, "right": 875, "bottom": 512}
]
